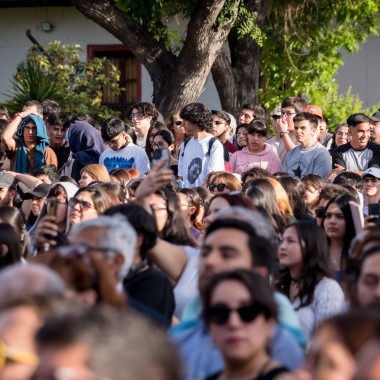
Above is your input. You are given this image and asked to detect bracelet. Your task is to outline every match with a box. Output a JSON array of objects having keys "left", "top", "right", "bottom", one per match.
[{"left": 10, "top": 113, "right": 22, "bottom": 122}]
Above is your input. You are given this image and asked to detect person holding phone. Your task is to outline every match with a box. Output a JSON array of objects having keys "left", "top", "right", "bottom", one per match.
[{"left": 152, "top": 130, "right": 178, "bottom": 176}]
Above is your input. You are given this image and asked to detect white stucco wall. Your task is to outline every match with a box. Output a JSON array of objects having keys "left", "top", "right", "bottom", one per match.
[
  {"left": 0, "top": 6, "right": 221, "bottom": 110},
  {"left": 335, "top": 34, "right": 380, "bottom": 109}
]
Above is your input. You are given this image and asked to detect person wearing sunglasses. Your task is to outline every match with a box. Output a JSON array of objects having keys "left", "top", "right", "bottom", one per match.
[
  {"left": 202, "top": 269, "right": 294, "bottom": 380},
  {"left": 208, "top": 172, "right": 242, "bottom": 194},
  {"left": 129, "top": 102, "right": 159, "bottom": 149},
  {"left": 69, "top": 186, "right": 113, "bottom": 227},
  {"left": 166, "top": 110, "right": 185, "bottom": 159}
]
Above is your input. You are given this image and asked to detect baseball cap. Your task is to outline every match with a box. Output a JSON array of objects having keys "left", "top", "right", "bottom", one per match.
[
  {"left": 369, "top": 110, "right": 380, "bottom": 123},
  {"left": 307, "top": 105, "right": 323, "bottom": 119},
  {"left": 24, "top": 183, "right": 51, "bottom": 199},
  {"left": 361, "top": 167, "right": 380, "bottom": 180},
  {"left": 0, "top": 172, "right": 16, "bottom": 189},
  {"left": 270, "top": 106, "right": 281, "bottom": 118}
]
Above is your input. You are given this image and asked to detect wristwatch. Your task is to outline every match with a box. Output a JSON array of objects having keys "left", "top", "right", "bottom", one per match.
[{"left": 280, "top": 131, "right": 289, "bottom": 138}]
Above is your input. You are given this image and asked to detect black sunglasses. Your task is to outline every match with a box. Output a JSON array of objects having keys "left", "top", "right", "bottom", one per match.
[
  {"left": 174, "top": 121, "right": 183, "bottom": 126},
  {"left": 205, "top": 302, "right": 263, "bottom": 325},
  {"left": 68, "top": 198, "right": 94, "bottom": 211},
  {"left": 315, "top": 207, "right": 325, "bottom": 218},
  {"left": 209, "top": 183, "right": 227, "bottom": 192}
]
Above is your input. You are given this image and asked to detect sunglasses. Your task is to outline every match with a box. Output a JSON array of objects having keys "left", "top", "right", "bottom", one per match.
[
  {"left": 68, "top": 198, "right": 95, "bottom": 211},
  {"left": 315, "top": 207, "right": 325, "bottom": 218},
  {"left": 173, "top": 121, "right": 183, "bottom": 126},
  {"left": 209, "top": 183, "right": 228, "bottom": 192},
  {"left": 205, "top": 302, "right": 263, "bottom": 325}
]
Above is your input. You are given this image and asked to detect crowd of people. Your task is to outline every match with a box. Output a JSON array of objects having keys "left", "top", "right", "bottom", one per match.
[{"left": 0, "top": 97, "right": 379, "bottom": 379}]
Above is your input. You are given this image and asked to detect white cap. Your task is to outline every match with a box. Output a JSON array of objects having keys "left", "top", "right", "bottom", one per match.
[{"left": 361, "top": 167, "right": 380, "bottom": 179}]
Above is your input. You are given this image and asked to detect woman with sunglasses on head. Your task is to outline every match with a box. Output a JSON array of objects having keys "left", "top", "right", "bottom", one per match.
[
  {"left": 208, "top": 172, "right": 242, "bottom": 194},
  {"left": 152, "top": 130, "right": 178, "bottom": 176},
  {"left": 230, "top": 119, "right": 282, "bottom": 175},
  {"left": 30, "top": 181, "right": 79, "bottom": 253},
  {"left": 202, "top": 269, "right": 295, "bottom": 380},
  {"left": 277, "top": 221, "right": 344, "bottom": 341},
  {"left": 166, "top": 110, "right": 185, "bottom": 159}
]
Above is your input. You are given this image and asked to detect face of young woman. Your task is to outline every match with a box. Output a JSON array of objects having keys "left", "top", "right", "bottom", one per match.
[
  {"left": 149, "top": 193, "right": 168, "bottom": 232},
  {"left": 247, "top": 133, "right": 266, "bottom": 154},
  {"left": 78, "top": 171, "right": 94, "bottom": 188},
  {"left": 278, "top": 226, "right": 304, "bottom": 275},
  {"left": 210, "top": 179, "right": 232, "bottom": 195},
  {"left": 236, "top": 127, "right": 248, "bottom": 148},
  {"left": 323, "top": 203, "right": 346, "bottom": 240},
  {"left": 208, "top": 279, "right": 274, "bottom": 364},
  {"left": 69, "top": 191, "right": 99, "bottom": 225},
  {"left": 172, "top": 114, "right": 185, "bottom": 137},
  {"left": 203, "top": 197, "right": 231, "bottom": 231},
  {"left": 302, "top": 183, "right": 321, "bottom": 205}
]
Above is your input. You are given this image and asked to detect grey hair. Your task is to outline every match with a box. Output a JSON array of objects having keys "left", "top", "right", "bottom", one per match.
[
  {"left": 214, "top": 206, "right": 275, "bottom": 240},
  {"left": 70, "top": 214, "right": 137, "bottom": 281},
  {"left": 0, "top": 264, "right": 65, "bottom": 311}
]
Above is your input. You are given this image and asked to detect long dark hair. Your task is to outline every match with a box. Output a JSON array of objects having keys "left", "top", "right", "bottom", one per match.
[
  {"left": 0, "top": 223, "right": 22, "bottom": 269},
  {"left": 277, "top": 221, "right": 334, "bottom": 308},
  {"left": 155, "top": 188, "right": 195, "bottom": 246},
  {"left": 321, "top": 193, "right": 357, "bottom": 270}
]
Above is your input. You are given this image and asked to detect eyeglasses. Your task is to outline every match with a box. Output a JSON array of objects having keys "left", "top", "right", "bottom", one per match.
[
  {"left": 209, "top": 183, "right": 227, "bottom": 192},
  {"left": 130, "top": 112, "right": 143, "bottom": 120},
  {"left": 0, "top": 337, "right": 39, "bottom": 369},
  {"left": 107, "top": 133, "right": 123, "bottom": 147},
  {"left": 336, "top": 132, "right": 349, "bottom": 137},
  {"left": 315, "top": 207, "right": 325, "bottom": 218},
  {"left": 68, "top": 198, "right": 96, "bottom": 211},
  {"left": 235, "top": 132, "right": 248, "bottom": 138},
  {"left": 205, "top": 302, "right": 263, "bottom": 325},
  {"left": 173, "top": 121, "right": 183, "bottom": 126},
  {"left": 152, "top": 141, "right": 168, "bottom": 149},
  {"left": 24, "top": 126, "right": 37, "bottom": 132},
  {"left": 281, "top": 111, "right": 296, "bottom": 117}
]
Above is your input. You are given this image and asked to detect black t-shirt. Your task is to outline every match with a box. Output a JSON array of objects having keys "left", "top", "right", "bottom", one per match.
[
  {"left": 51, "top": 141, "right": 71, "bottom": 171},
  {"left": 124, "top": 266, "right": 175, "bottom": 322}
]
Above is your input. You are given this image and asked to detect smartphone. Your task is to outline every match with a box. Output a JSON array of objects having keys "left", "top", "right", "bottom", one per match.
[
  {"left": 47, "top": 198, "right": 57, "bottom": 217},
  {"left": 368, "top": 203, "right": 380, "bottom": 219},
  {"left": 152, "top": 149, "right": 170, "bottom": 170}
]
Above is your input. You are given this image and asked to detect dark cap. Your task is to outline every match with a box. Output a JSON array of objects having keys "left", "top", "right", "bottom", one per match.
[
  {"left": 0, "top": 172, "right": 16, "bottom": 189},
  {"left": 24, "top": 183, "right": 51, "bottom": 199},
  {"left": 369, "top": 110, "right": 380, "bottom": 123}
]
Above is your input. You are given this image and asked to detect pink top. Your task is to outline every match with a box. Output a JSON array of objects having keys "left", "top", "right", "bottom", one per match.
[{"left": 230, "top": 144, "right": 282, "bottom": 175}]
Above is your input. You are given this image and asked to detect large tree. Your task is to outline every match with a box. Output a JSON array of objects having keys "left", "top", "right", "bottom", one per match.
[{"left": 70, "top": 0, "right": 240, "bottom": 117}]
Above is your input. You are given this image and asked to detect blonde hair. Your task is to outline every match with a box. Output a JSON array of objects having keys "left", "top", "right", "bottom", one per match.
[
  {"left": 266, "top": 177, "right": 293, "bottom": 215},
  {"left": 203, "top": 171, "right": 226, "bottom": 189},
  {"left": 80, "top": 164, "right": 111, "bottom": 183}
]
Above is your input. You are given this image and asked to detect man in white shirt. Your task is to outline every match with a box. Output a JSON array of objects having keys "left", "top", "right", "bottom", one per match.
[{"left": 178, "top": 103, "right": 225, "bottom": 188}]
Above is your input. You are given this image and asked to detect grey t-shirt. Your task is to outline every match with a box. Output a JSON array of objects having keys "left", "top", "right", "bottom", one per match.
[{"left": 283, "top": 142, "right": 331, "bottom": 179}]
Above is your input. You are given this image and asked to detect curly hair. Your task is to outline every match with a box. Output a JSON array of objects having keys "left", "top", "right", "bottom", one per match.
[
  {"left": 180, "top": 103, "right": 213, "bottom": 132},
  {"left": 132, "top": 102, "right": 159, "bottom": 122}
]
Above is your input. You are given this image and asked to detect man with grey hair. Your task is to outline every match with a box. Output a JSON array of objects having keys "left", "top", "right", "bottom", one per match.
[{"left": 70, "top": 214, "right": 137, "bottom": 282}]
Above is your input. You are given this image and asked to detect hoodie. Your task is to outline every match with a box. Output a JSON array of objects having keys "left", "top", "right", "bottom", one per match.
[
  {"left": 229, "top": 144, "right": 282, "bottom": 175},
  {"left": 28, "top": 181, "right": 79, "bottom": 253}
]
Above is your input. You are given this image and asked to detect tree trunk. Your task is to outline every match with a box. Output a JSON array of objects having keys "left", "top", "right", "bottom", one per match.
[
  {"left": 70, "top": 0, "right": 240, "bottom": 118},
  {"left": 212, "top": 0, "right": 269, "bottom": 119}
]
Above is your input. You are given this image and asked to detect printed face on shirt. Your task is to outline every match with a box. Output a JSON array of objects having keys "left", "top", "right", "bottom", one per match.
[
  {"left": 349, "top": 122, "right": 370, "bottom": 149},
  {"left": 294, "top": 119, "right": 316, "bottom": 145}
]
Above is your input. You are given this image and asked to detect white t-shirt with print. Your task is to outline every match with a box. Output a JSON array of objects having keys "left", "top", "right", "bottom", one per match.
[
  {"left": 178, "top": 135, "right": 225, "bottom": 188},
  {"left": 99, "top": 144, "right": 150, "bottom": 174}
]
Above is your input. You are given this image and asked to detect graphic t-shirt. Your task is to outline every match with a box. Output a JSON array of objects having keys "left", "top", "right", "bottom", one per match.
[
  {"left": 99, "top": 144, "right": 150, "bottom": 174},
  {"left": 178, "top": 134, "right": 225, "bottom": 188},
  {"left": 282, "top": 142, "right": 331, "bottom": 179},
  {"left": 332, "top": 142, "right": 380, "bottom": 172}
]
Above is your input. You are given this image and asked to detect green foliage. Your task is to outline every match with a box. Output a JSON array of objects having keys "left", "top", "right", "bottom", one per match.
[
  {"left": 3, "top": 41, "right": 122, "bottom": 121},
  {"left": 260, "top": 0, "right": 379, "bottom": 114},
  {"left": 235, "top": 6, "right": 263, "bottom": 46}
]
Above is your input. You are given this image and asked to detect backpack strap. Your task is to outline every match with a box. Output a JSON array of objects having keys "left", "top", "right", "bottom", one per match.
[
  {"left": 181, "top": 138, "right": 191, "bottom": 157},
  {"left": 207, "top": 137, "right": 217, "bottom": 156}
]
